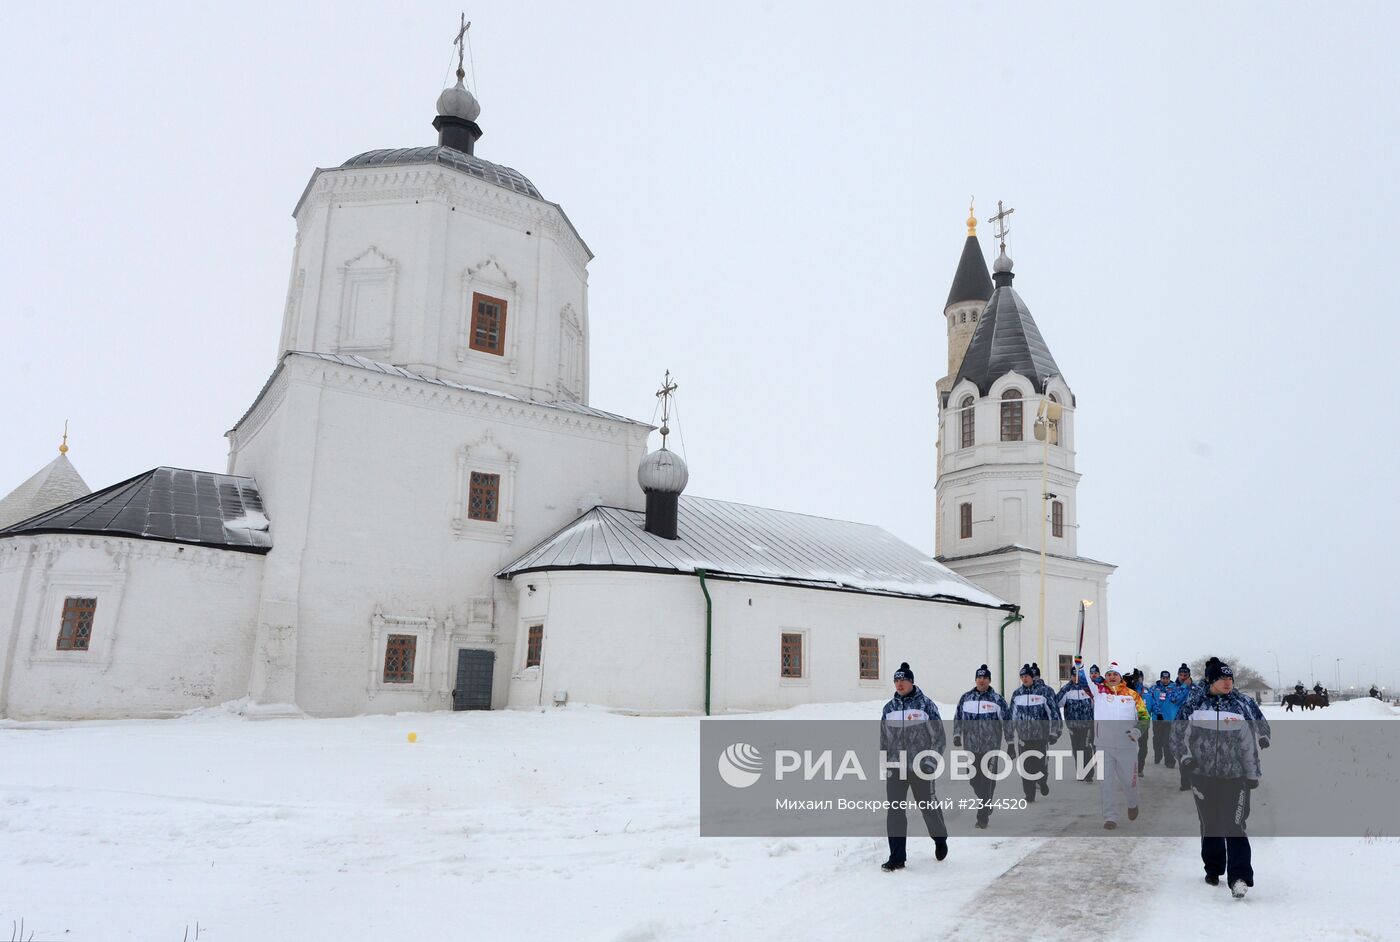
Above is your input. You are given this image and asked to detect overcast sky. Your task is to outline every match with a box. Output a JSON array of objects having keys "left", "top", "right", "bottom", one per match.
[{"left": 3, "top": 2, "right": 1396, "bottom": 691}]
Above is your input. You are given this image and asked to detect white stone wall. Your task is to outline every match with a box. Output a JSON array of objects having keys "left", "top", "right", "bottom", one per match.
[
  {"left": 226, "top": 354, "right": 650, "bottom": 717},
  {"left": 940, "top": 548, "right": 1111, "bottom": 693},
  {"left": 507, "top": 570, "right": 1005, "bottom": 713},
  {"left": 282, "top": 164, "right": 591, "bottom": 405},
  {"left": 936, "top": 372, "right": 1079, "bottom": 558},
  {"left": 0, "top": 535, "right": 263, "bottom": 720}
]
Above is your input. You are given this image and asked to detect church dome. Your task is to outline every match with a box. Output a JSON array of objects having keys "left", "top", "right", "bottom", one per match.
[
  {"left": 638, "top": 448, "right": 689, "bottom": 494},
  {"left": 436, "top": 79, "right": 481, "bottom": 122},
  {"left": 339, "top": 146, "right": 542, "bottom": 199}
]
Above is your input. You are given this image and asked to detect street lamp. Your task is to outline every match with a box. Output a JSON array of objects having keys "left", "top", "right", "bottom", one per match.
[{"left": 1335, "top": 657, "right": 1343, "bottom": 695}]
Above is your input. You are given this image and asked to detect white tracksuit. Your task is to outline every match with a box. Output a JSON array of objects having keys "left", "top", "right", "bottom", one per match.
[{"left": 1078, "top": 665, "right": 1146, "bottom": 823}]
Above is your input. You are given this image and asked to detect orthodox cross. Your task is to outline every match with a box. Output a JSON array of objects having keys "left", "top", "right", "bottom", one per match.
[
  {"left": 59, "top": 419, "right": 69, "bottom": 456},
  {"left": 453, "top": 14, "right": 472, "bottom": 81},
  {"left": 655, "top": 370, "right": 678, "bottom": 448},
  {"left": 988, "top": 200, "right": 1015, "bottom": 253}
]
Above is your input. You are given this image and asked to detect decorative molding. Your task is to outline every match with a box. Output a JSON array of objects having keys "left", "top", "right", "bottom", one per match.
[
  {"left": 0, "top": 533, "right": 256, "bottom": 571},
  {"left": 305, "top": 168, "right": 590, "bottom": 277},
  {"left": 229, "top": 367, "right": 290, "bottom": 448},
  {"left": 366, "top": 605, "right": 441, "bottom": 702},
  {"left": 457, "top": 258, "right": 520, "bottom": 373},
  {"left": 451, "top": 431, "right": 518, "bottom": 542},
  {"left": 299, "top": 357, "right": 649, "bottom": 445},
  {"left": 557, "top": 303, "right": 583, "bottom": 402},
  {"left": 335, "top": 245, "right": 399, "bottom": 355},
  {"left": 25, "top": 568, "right": 128, "bottom": 671}
]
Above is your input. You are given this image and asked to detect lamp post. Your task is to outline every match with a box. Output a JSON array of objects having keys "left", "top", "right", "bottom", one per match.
[
  {"left": 1335, "top": 658, "right": 1343, "bottom": 696},
  {"left": 1033, "top": 390, "right": 1062, "bottom": 670}
]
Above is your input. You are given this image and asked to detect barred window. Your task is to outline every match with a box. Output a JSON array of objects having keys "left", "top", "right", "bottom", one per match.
[
  {"left": 781, "top": 632, "right": 803, "bottom": 679},
  {"left": 56, "top": 597, "right": 97, "bottom": 651},
  {"left": 859, "top": 637, "right": 880, "bottom": 680},
  {"left": 1052, "top": 500, "right": 1064, "bottom": 538},
  {"left": 525, "top": 624, "right": 543, "bottom": 669},
  {"left": 469, "top": 292, "right": 508, "bottom": 355},
  {"left": 960, "top": 502, "right": 972, "bottom": 540},
  {"left": 959, "top": 395, "right": 975, "bottom": 449},
  {"left": 1059, "top": 654, "right": 1074, "bottom": 683},
  {"left": 1000, "top": 389, "right": 1024, "bottom": 441},
  {"left": 383, "top": 634, "right": 416, "bottom": 683},
  {"left": 468, "top": 471, "right": 500, "bottom": 522}
]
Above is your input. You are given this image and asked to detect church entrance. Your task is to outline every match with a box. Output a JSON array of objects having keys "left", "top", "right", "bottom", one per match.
[{"left": 452, "top": 649, "right": 495, "bottom": 710}]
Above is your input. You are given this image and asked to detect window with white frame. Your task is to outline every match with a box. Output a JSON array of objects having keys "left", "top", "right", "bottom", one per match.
[{"left": 452, "top": 432, "right": 518, "bottom": 541}]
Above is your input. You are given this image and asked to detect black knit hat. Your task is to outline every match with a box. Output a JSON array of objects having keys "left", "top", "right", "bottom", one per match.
[
  {"left": 1030, "top": 662, "right": 1042, "bottom": 678},
  {"left": 1019, "top": 663, "right": 1033, "bottom": 677},
  {"left": 975, "top": 664, "right": 991, "bottom": 679},
  {"left": 893, "top": 662, "right": 914, "bottom": 682},
  {"left": 1204, "top": 657, "right": 1233, "bottom": 683},
  {"left": 1160, "top": 670, "right": 1170, "bottom": 679},
  {"left": 1178, "top": 663, "right": 1191, "bottom": 675},
  {"left": 1090, "top": 664, "right": 1100, "bottom": 673}
]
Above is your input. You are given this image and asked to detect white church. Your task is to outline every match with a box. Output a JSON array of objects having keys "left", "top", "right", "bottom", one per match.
[{"left": 0, "top": 48, "right": 1112, "bottom": 720}]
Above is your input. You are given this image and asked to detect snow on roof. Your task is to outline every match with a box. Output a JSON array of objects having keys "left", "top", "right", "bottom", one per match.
[
  {"left": 231, "top": 352, "right": 653, "bottom": 434},
  {"left": 0, "top": 467, "right": 271, "bottom": 554},
  {"left": 499, "top": 496, "right": 1010, "bottom": 609}
]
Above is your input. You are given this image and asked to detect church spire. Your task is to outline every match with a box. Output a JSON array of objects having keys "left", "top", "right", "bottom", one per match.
[
  {"left": 945, "top": 204, "right": 993, "bottom": 310},
  {"left": 434, "top": 13, "right": 483, "bottom": 155}
]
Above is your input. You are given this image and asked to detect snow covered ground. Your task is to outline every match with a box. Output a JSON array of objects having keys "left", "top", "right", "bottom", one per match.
[{"left": 3, "top": 698, "right": 1398, "bottom": 941}]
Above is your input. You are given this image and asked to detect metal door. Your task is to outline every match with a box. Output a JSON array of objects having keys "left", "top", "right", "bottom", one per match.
[{"left": 453, "top": 649, "right": 495, "bottom": 710}]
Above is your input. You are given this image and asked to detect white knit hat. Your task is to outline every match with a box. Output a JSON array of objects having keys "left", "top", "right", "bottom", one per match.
[{"left": 1104, "top": 661, "right": 1123, "bottom": 675}]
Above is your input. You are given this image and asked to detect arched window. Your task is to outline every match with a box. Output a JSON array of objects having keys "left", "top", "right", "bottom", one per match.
[
  {"left": 1000, "top": 389, "right": 1024, "bottom": 441},
  {"left": 959, "top": 396, "right": 975, "bottom": 449},
  {"left": 1052, "top": 500, "right": 1064, "bottom": 538}
]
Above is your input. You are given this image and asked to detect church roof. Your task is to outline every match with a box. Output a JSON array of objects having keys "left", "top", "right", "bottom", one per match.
[
  {"left": 341, "top": 146, "right": 542, "bottom": 200},
  {"left": 498, "top": 496, "right": 1010, "bottom": 609},
  {"left": 945, "top": 235, "right": 994, "bottom": 310},
  {"left": 0, "top": 467, "right": 271, "bottom": 554},
  {"left": 0, "top": 454, "right": 91, "bottom": 531},
  {"left": 232, "top": 352, "right": 653, "bottom": 433},
  {"left": 952, "top": 277, "right": 1062, "bottom": 395}
]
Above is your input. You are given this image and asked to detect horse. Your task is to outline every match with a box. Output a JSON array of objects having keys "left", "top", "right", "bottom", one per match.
[
  {"left": 1306, "top": 692, "right": 1330, "bottom": 709},
  {"left": 1282, "top": 693, "right": 1308, "bottom": 712}
]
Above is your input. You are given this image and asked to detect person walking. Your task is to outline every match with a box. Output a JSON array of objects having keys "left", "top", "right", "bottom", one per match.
[
  {"left": 1144, "top": 670, "right": 1183, "bottom": 768},
  {"left": 880, "top": 662, "right": 948, "bottom": 870},
  {"left": 953, "top": 664, "right": 1010, "bottom": 829},
  {"left": 1172, "top": 657, "right": 1272, "bottom": 899},
  {"left": 1057, "top": 666, "right": 1095, "bottom": 781},
  {"left": 1073, "top": 656, "right": 1148, "bottom": 829},
  {"left": 1007, "top": 663, "right": 1062, "bottom": 802},
  {"left": 1127, "top": 670, "right": 1151, "bottom": 776},
  {"left": 1175, "top": 664, "right": 1201, "bottom": 789}
]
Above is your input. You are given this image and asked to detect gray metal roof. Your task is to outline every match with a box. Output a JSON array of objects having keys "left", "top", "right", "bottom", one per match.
[
  {"left": 341, "top": 146, "right": 542, "bottom": 200},
  {"left": 0, "top": 453, "right": 91, "bottom": 530},
  {"left": 243, "top": 352, "right": 651, "bottom": 429},
  {"left": 945, "top": 235, "right": 994, "bottom": 310},
  {"left": 499, "top": 496, "right": 1009, "bottom": 608},
  {"left": 953, "top": 277, "right": 1063, "bottom": 395},
  {"left": 0, "top": 467, "right": 271, "bottom": 554}
]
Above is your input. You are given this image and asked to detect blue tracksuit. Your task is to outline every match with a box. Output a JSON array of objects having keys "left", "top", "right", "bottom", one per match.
[{"left": 953, "top": 687, "right": 1010, "bottom": 754}]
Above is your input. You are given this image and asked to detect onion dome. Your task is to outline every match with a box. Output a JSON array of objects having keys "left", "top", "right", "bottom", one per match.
[
  {"left": 637, "top": 448, "right": 689, "bottom": 494},
  {"left": 436, "top": 78, "right": 481, "bottom": 123}
]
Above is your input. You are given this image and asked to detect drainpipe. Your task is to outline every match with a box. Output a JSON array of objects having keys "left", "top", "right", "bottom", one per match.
[
  {"left": 697, "top": 569, "right": 713, "bottom": 716},
  {"left": 998, "top": 606, "right": 1023, "bottom": 693}
]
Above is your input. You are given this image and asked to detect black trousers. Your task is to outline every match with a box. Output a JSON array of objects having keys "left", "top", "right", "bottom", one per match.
[
  {"left": 1192, "top": 774, "right": 1253, "bottom": 885},
  {"left": 1152, "top": 719, "right": 1175, "bottom": 766},
  {"left": 1017, "top": 739, "right": 1049, "bottom": 799},
  {"left": 886, "top": 770, "right": 947, "bottom": 861},
  {"left": 1136, "top": 726, "right": 1149, "bottom": 772},
  {"left": 969, "top": 752, "right": 1001, "bottom": 822},
  {"left": 1067, "top": 723, "right": 1093, "bottom": 778}
]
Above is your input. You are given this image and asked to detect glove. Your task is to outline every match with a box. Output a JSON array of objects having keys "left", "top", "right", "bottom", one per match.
[
  {"left": 1126, "top": 728, "right": 1139, "bottom": 742},
  {"left": 1179, "top": 756, "right": 1196, "bottom": 774},
  {"left": 1258, "top": 736, "right": 1270, "bottom": 749},
  {"left": 1246, "top": 779, "right": 1259, "bottom": 790},
  {"left": 1005, "top": 742, "right": 1017, "bottom": 759},
  {"left": 952, "top": 735, "right": 962, "bottom": 749},
  {"left": 1049, "top": 733, "right": 1060, "bottom": 746}
]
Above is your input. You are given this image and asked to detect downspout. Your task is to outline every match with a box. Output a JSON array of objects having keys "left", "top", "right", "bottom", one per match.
[
  {"left": 697, "top": 568, "right": 713, "bottom": 716},
  {"left": 998, "top": 605, "right": 1023, "bottom": 694}
]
